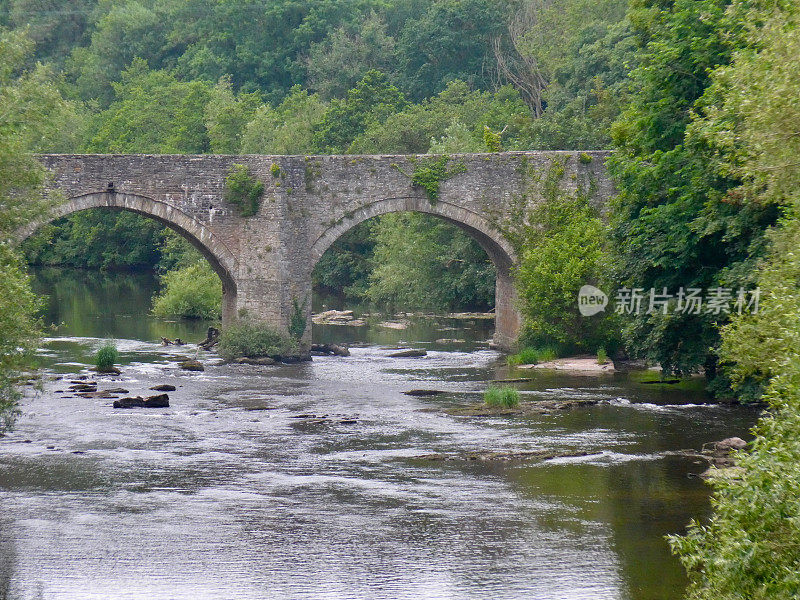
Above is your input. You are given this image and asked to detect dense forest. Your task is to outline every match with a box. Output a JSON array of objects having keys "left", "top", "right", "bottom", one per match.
[{"left": 2, "top": 1, "right": 800, "bottom": 594}]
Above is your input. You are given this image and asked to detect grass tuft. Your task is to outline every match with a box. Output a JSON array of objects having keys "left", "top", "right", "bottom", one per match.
[
  {"left": 95, "top": 342, "right": 118, "bottom": 372},
  {"left": 597, "top": 347, "right": 609, "bottom": 365},
  {"left": 484, "top": 385, "right": 520, "bottom": 408},
  {"left": 507, "top": 346, "right": 558, "bottom": 366}
]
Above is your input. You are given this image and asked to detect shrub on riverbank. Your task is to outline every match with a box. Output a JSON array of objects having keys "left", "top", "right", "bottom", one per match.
[
  {"left": 484, "top": 386, "right": 520, "bottom": 408},
  {"left": 152, "top": 262, "right": 222, "bottom": 320},
  {"left": 95, "top": 342, "right": 118, "bottom": 372},
  {"left": 219, "top": 320, "right": 298, "bottom": 360},
  {"left": 508, "top": 346, "right": 558, "bottom": 366}
]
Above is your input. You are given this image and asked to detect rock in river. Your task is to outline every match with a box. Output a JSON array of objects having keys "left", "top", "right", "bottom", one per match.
[
  {"left": 234, "top": 357, "right": 276, "bottom": 366},
  {"left": 150, "top": 384, "right": 177, "bottom": 392},
  {"left": 179, "top": 360, "right": 204, "bottom": 371},
  {"left": 388, "top": 349, "right": 427, "bottom": 358},
  {"left": 113, "top": 394, "right": 170, "bottom": 409}
]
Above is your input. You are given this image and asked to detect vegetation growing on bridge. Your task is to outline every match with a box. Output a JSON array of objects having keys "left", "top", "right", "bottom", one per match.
[
  {"left": 224, "top": 163, "right": 265, "bottom": 218},
  {"left": 393, "top": 155, "right": 467, "bottom": 204}
]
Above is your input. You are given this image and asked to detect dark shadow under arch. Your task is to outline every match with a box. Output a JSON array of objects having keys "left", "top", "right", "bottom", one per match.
[
  {"left": 309, "top": 196, "right": 521, "bottom": 348},
  {"left": 310, "top": 196, "right": 517, "bottom": 276},
  {"left": 16, "top": 191, "right": 239, "bottom": 319}
]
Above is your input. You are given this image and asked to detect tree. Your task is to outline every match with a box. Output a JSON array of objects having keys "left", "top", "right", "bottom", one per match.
[
  {"left": 87, "top": 58, "right": 211, "bottom": 153},
  {"left": 0, "top": 28, "right": 78, "bottom": 433},
  {"left": 607, "top": 0, "right": 778, "bottom": 376},
  {"left": 205, "top": 75, "right": 261, "bottom": 154},
  {"left": 312, "top": 69, "right": 407, "bottom": 153},
  {"left": 65, "top": 0, "right": 180, "bottom": 105},
  {"left": 367, "top": 213, "right": 495, "bottom": 312},
  {"left": 350, "top": 80, "right": 530, "bottom": 154},
  {"left": 396, "top": 0, "right": 510, "bottom": 100},
  {"left": 513, "top": 165, "right": 619, "bottom": 353},
  {"left": 306, "top": 11, "right": 398, "bottom": 100},
  {"left": 669, "top": 8, "right": 800, "bottom": 593},
  {"left": 240, "top": 86, "right": 327, "bottom": 155}
]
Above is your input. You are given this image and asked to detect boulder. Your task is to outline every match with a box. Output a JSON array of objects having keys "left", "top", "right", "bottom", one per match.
[
  {"left": 69, "top": 383, "right": 97, "bottom": 392},
  {"left": 113, "top": 394, "right": 170, "bottom": 408},
  {"left": 388, "top": 349, "right": 427, "bottom": 358},
  {"left": 281, "top": 353, "right": 312, "bottom": 364},
  {"left": 179, "top": 360, "right": 204, "bottom": 371},
  {"left": 144, "top": 394, "right": 170, "bottom": 408},
  {"left": 710, "top": 437, "right": 747, "bottom": 454},
  {"left": 403, "top": 389, "right": 445, "bottom": 397},
  {"left": 105, "top": 388, "right": 130, "bottom": 394},
  {"left": 95, "top": 366, "right": 122, "bottom": 375},
  {"left": 113, "top": 396, "right": 145, "bottom": 408},
  {"left": 310, "top": 343, "right": 350, "bottom": 357},
  {"left": 150, "top": 384, "right": 177, "bottom": 391}
]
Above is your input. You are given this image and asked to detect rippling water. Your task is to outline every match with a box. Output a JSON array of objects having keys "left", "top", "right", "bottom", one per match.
[{"left": 0, "top": 269, "right": 758, "bottom": 599}]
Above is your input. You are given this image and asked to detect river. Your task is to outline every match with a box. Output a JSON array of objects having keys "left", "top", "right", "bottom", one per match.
[{"left": 0, "top": 268, "right": 758, "bottom": 600}]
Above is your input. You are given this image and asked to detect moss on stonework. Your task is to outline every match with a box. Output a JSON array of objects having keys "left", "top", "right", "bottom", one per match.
[{"left": 394, "top": 155, "right": 467, "bottom": 204}]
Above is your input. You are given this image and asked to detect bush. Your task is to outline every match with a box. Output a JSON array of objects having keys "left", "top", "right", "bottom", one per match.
[
  {"left": 484, "top": 386, "right": 520, "bottom": 408},
  {"left": 511, "top": 163, "right": 619, "bottom": 354},
  {"left": 597, "top": 348, "right": 609, "bottom": 365},
  {"left": 0, "top": 247, "right": 40, "bottom": 435},
  {"left": 219, "top": 320, "right": 298, "bottom": 360},
  {"left": 95, "top": 342, "right": 118, "bottom": 372},
  {"left": 224, "top": 163, "right": 264, "bottom": 218},
  {"left": 152, "top": 262, "right": 222, "bottom": 320},
  {"left": 508, "top": 346, "right": 558, "bottom": 366}
]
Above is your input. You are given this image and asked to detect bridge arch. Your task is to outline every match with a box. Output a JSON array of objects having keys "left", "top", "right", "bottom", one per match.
[
  {"left": 309, "top": 196, "right": 521, "bottom": 348},
  {"left": 17, "top": 191, "right": 240, "bottom": 321}
]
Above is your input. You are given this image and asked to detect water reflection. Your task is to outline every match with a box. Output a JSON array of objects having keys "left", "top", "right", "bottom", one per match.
[{"left": 0, "top": 268, "right": 758, "bottom": 599}]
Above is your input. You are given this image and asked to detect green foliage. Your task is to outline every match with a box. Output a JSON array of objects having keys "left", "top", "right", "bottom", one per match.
[
  {"left": 23, "top": 211, "right": 166, "bottom": 271},
  {"left": 669, "top": 7, "right": 800, "bottom": 598},
  {"left": 351, "top": 81, "right": 530, "bottom": 155},
  {"left": 151, "top": 262, "right": 222, "bottom": 320},
  {"left": 270, "top": 163, "right": 281, "bottom": 177},
  {"left": 288, "top": 297, "right": 308, "bottom": 341},
  {"left": 0, "top": 246, "right": 41, "bottom": 434},
  {"left": 224, "top": 164, "right": 264, "bottom": 218},
  {"left": 508, "top": 346, "right": 558, "bottom": 366},
  {"left": 367, "top": 213, "right": 495, "bottom": 312},
  {"left": 88, "top": 58, "right": 211, "bottom": 153},
  {"left": 710, "top": 6, "right": 800, "bottom": 402},
  {"left": 596, "top": 347, "right": 609, "bottom": 365},
  {"left": 219, "top": 320, "right": 299, "bottom": 360},
  {"left": 312, "top": 70, "right": 407, "bottom": 153},
  {"left": 312, "top": 221, "right": 375, "bottom": 301},
  {"left": 95, "top": 342, "right": 118, "bottom": 372},
  {"left": 240, "top": 86, "right": 327, "bottom": 155},
  {"left": 0, "top": 27, "right": 74, "bottom": 434},
  {"left": 513, "top": 163, "right": 619, "bottom": 353},
  {"left": 306, "top": 11, "right": 398, "bottom": 100},
  {"left": 482, "top": 126, "right": 503, "bottom": 152},
  {"left": 484, "top": 385, "right": 520, "bottom": 408},
  {"left": 509, "top": 0, "right": 633, "bottom": 149},
  {"left": 396, "top": 0, "right": 509, "bottom": 101},
  {"left": 402, "top": 155, "right": 467, "bottom": 204},
  {"left": 607, "top": 0, "right": 779, "bottom": 377},
  {"left": 204, "top": 76, "right": 261, "bottom": 154}
]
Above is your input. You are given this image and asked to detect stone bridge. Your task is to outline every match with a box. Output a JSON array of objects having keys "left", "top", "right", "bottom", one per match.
[{"left": 23, "top": 151, "right": 613, "bottom": 349}]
